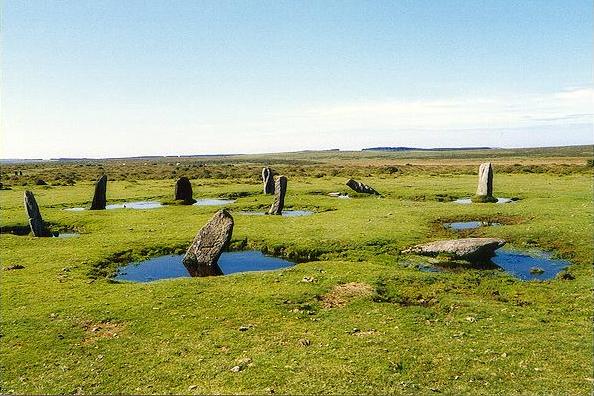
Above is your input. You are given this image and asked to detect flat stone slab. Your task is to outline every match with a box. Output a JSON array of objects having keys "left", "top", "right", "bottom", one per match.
[
  {"left": 182, "top": 209, "right": 234, "bottom": 276},
  {"left": 403, "top": 238, "right": 506, "bottom": 261}
]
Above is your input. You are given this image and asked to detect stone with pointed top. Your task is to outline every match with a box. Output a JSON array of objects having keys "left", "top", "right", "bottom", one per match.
[
  {"left": 175, "top": 177, "right": 195, "bottom": 204},
  {"left": 24, "top": 191, "right": 51, "bottom": 237},
  {"left": 346, "top": 179, "right": 380, "bottom": 195},
  {"left": 268, "top": 176, "right": 287, "bottom": 215},
  {"left": 182, "top": 209, "right": 234, "bottom": 277},
  {"left": 262, "top": 167, "right": 275, "bottom": 194},
  {"left": 90, "top": 175, "right": 107, "bottom": 210}
]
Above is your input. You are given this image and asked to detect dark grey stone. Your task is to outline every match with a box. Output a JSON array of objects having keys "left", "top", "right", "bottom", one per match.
[
  {"left": 262, "top": 167, "right": 274, "bottom": 194},
  {"left": 24, "top": 191, "right": 51, "bottom": 237},
  {"left": 175, "top": 177, "right": 194, "bottom": 203},
  {"left": 268, "top": 176, "right": 287, "bottom": 215},
  {"left": 182, "top": 209, "right": 234, "bottom": 277},
  {"left": 90, "top": 175, "right": 107, "bottom": 210},
  {"left": 346, "top": 179, "right": 380, "bottom": 195}
]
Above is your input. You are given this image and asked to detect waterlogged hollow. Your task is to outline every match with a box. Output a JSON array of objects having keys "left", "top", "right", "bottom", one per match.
[
  {"left": 193, "top": 198, "right": 236, "bottom": 206},
  {"left": 454, "top": 197, "right": 513, "bottom": 204},
  {"left": 52, "top": 232, "right": 80, "bottom": 238},
  {"left": 418, "top": 249, "right": 570, "bottom": 281},
  {"left": 64, "top": 201, "right": 164, "bottom": 210},
  {"left": 239, "top": 210, "right": 314, "bottom": 217},
  {"left": 445, "top": 221, "right": 501, "bottom": 230},
  {"left": 115, "top": 250, "right": 295, "bottom": 282}
]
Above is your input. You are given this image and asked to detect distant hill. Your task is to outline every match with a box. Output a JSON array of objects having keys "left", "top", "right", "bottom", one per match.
[{"left": 362, "top": 146, "right": 493, "bottom": 152}]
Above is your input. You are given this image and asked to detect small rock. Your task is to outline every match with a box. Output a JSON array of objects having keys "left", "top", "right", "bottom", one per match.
[
  {"left": 239, "top": 326, "right": 249, "bottom": 332},
  {"left": 301, "top": 276, "right": 317, "bottom": 283},
  {"left": 465, "top": 316, "right": 476, "bottom": 323},
  {"left": 230, "top": 365, "right": 242, "bottom": 373},
  {"left": 3, "top": 264, "right": 25, "bottom": 271},
  {"left": 188, "top": 385, "right": 198, "bottom": 391},
  {"left": 298, "top": 338, "right": 311, "bottom": 347},
  {"left": 529, "top": 267, "right": 545, "bottom": 275}
]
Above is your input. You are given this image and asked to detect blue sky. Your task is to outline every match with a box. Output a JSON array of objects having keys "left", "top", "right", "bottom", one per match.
[{"left": 2, "top": 0, "right": 592, "bottom": 158}]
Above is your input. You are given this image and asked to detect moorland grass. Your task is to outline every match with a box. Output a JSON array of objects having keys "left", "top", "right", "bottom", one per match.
[{"left": 0, "top": 158, "right": 592, "bottom": 394}]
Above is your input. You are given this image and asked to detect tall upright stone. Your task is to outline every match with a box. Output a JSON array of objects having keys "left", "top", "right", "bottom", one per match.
[
  {"left": 268, "top": 176, "right": 287, "bottom": 215},
  {"left": 90, "top": 175, "right": 107, "bottom": 210},
  {"left": 174, "top": 177, "right": 195, "bottom": 204},
  {"left": 182, "top": 209, "right": 234, "bottom": 277},
  {"left": 346, "top": 179, "right": 380, "bottom": 195},
  {"left": 476, "top": 162, "right": 494, "bottom": 197},
  {"left": 262, "top": 167, "right": 275, "bottom": 194},
  {"left": 24, "top": 191, "right": 50, "bottom": 237}
]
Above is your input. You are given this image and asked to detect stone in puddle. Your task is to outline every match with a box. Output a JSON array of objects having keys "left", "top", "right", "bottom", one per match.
[
  {"left": 346, "top": 179, "right": 380, "bottom": 195},
  {"left": 90, "top": 175, "right": 107, "bottom": 210},
  {"left": 182, "top": 209, "right": 234, "bottom": 276},
  {"left": 268, "top": 176, "right": 287, "bottom": 215},
  {"left": 174, "top": 177, "right": 195, "bottom": 204},
  {"left": 24, "top": 191, "right": 51, "bottom": 237},
  {"left": 403, "top": 238, "right": 506, "bottom": 261},
  {"left": 262, "top": 167, "right": 275, "bottom": 195}
]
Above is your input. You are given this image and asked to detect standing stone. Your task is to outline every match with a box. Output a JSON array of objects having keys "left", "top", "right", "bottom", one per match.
[
  {"left": 476, "top": 162, "right": 494, "bottom": 198},
  {"left": 262, "top": 167, "right": 275, "bottom": 195},
  {"left": 174, "top": 177, "right": 195, "bottom": 204},
  {"left": 182, "top": 209, "right": 234, "bottom": 277},
  {"left": 90, "top": 175, "right": 107, "bottom": 210},
  {"left": 268, "top": 176, "right": 287, "bottom": 215},
  {"left": 346, "top": 179, "right": 380, "bottom": 195},
  {"left": 24, "top": 191, "right": 50, "bottom": 237}
]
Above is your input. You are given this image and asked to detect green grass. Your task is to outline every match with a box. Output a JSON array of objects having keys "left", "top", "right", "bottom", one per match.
[{"left": 1, "top": 160, "right": 592, "bottom": 394}]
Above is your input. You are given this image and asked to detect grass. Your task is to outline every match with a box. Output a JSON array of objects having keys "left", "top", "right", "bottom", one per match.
[{"left": 1, "top": 151, "right": 592, "bottom": 394}]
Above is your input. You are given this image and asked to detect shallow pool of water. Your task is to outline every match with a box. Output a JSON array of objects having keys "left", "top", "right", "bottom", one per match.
[
  {"left": 53, "top": 232, "right": 80, "bottom": 238},
  {"left": 445, "top": 221, "right": 501, "bottom": 230},
  {"left": 454, "top": 197, "right": 513, "bottom": 204},
  {"left": 491, "top": 250, "right": 569, "bottom": 281},
  {"left": 239, "top": 210, "right": 314, "bottom": 217},
  {"left": 106, "top": 201, "right": 163, "bottom": 210},
  {"left": 193, "top": 198, "right": 236, "bottom": 206},
  {"left": 64, "top": 207, "right": 86, "bottom": 211},
  {"left": 115, "top": 251, "right": 295, "bottom": 282}
]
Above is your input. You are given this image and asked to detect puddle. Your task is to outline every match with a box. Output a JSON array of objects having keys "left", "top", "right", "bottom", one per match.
[
  {"left": 454, "top": 197, "right": 513, "bottom": 204},
  {"left": 239, "top": 210, "right": 314, "bottom": 217},
  {"left": 328, "top": 192, "right": 351, "bottom": 199},
  {"left": 416, "top": 249, "right": 569, "bottom": 281},
  {"left": 114, "top": 251, "right": 295, "bottom": 282},
  {"left": 193, "top": 198, "right": 236, "bottom": 206},
  {"left": 106, "top": 201, "right": 163, "bottom": 210},
  {"left": 491, "top": 249, "right": 570, "bottom": 281},
  {"left": 52, "top": 232, "right": 80, "bottom": 238},
  {"left": 64, "top": 207, "right": 86, "bottom": 211},
  {"left": 444, "top": 221, "right": 501, "bottom": 230}
]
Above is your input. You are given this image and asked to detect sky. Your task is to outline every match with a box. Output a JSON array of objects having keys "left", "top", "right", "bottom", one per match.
[{"left": 2, "top": 0, "right": 592, "bottom": 159}]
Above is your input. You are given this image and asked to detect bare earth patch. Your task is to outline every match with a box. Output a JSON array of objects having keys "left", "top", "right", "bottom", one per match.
[
  {"left": 321, "top": 282, "right": 373, "bottom": 308},
  {"left": 81, "top": 321, "right": 124, "bottom": 344}
]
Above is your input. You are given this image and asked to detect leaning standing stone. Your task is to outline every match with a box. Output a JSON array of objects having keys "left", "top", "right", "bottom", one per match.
[
  {"left": 346, "top": 179, "right": 380, "bottom": 195},
  {"left": 24, "top": 191, "right": 50, "bottom": 237},
  {"left": 182, "top": 209, "right": 234, "bottom": 277},
  {"left": 262, "top": 167, "right": 275, "bottom": 194},
  {"left": 90, "top": 175, "right": 107, "bottom": 210},
  {"left": 268, "top": 176, "right": 287, "bottom": 215},
  {"left": 174, "top": 177, "right": 195, "bottom": 204}
]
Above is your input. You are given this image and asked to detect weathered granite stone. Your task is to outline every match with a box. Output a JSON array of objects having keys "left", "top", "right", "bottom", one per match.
[
  {"left": 174, "top": 177, "right": 195, "bottom": 203},
  {"left": 268, "top": 176, "right": 287, "bottom": 215},
  {"left": 476, "top": 162, "right": 493, "bottom": 197},
  {"left": 403, "top": 238, "right": 506, "bottom": 261},
  {"left": 182, "top": 209, "right": 234, "bottom": 277},
  {"left": 24, "top": 191, "right": 50, "bottom": 237},
  {"left": 90, "top": 175, "right": 107, "bottom": 210},
  {"left": 346, "top": 179, "right": 380, "bottom": 195},
  {"left": 262, "top": 167, "right": 275, "bottom": 195}
]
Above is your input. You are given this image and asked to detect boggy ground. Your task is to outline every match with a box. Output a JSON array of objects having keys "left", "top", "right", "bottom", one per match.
[{"left": 1, "top": 153, "right": 592, "bottom": 394}]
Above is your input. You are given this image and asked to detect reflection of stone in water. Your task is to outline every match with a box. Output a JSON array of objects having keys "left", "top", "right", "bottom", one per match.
[{"left": 115, "top": 251, "right": 295, "bottom": 282}]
